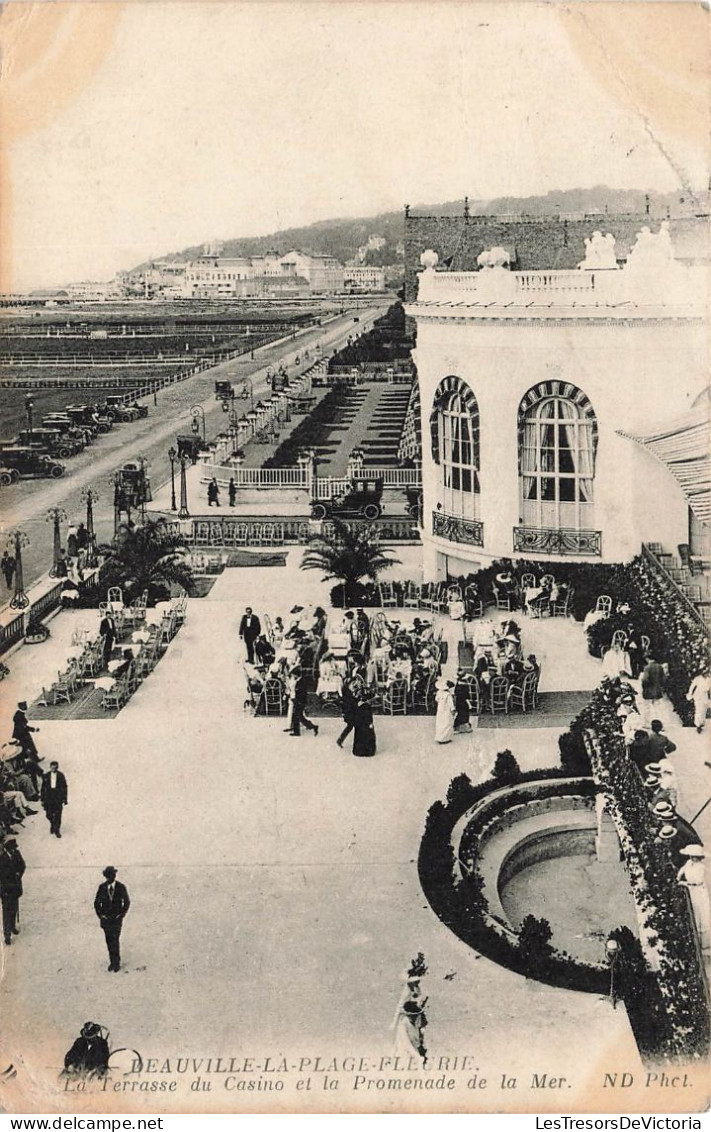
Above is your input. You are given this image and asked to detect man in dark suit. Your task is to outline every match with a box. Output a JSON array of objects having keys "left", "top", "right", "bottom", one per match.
[
  {"left": 0, "top": 839, "right": 26, "bottom": 945},
  {"left": 287, "top": 666, "right": 318, "bottom": 737},
  {"left": 239, "top": 608, "right": 261, "bottom": 664},
  {"left": 99, "top": 614, "right": 116, "bottom": 668},
  {"left": 40, "top": 761, "right": 68, "bottom": 838},
  {"left": 94, "top": 866, "right": 130, "bottom": 972},
  {"left": 12, "top": 702, "right": 39, "bottom": 761}
]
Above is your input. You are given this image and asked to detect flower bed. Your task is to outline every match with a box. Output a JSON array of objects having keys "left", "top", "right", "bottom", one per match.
[
  {"left": 576, "top": 683, "right": 710, "bottom": 1061},
  {"left": 418, "top": 768, "right": 609, "bottom": 996}
]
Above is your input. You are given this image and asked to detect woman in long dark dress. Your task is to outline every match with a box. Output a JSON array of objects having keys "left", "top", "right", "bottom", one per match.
[{"left": 352, "top": 694, "right": 377, "bottom": 757}]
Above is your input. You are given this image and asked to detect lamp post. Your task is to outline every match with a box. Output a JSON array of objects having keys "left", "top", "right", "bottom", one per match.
[
  {"left": 190, "top": 405, "right": 206, "bottom": 441},
  {"left": 239, "top": 377, "right": 254, "bottom": 411},
  {"left": 168, "top": 446, "right": 178, "bottom": 511},
  {"left": 24, "top": 394, "right": 34, "bottom": 437},
  {"left": 605, "top": 938, "right": 619, "bottom": 1008},
  {"left": 178, "top": 454, "right": 190, "bottom": 520},
  {"left": 81, "top": 487, "right": 99, "bottom": 567},
  {"left": 46, "top": 506, "right": 67, "bottom": 577},
  {"left": 8, "top": 530, "right": 30, "bottom": 609}
]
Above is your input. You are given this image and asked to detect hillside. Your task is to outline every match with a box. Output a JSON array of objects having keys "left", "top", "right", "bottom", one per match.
[{"left": 136, "top": 187, "right": 706, "bottom": 272}]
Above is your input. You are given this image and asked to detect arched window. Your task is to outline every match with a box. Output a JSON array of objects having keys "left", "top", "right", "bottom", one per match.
[
  {"left": 430, "top": 376, "right": 480, "bottom": 520},
  {"left": 519, "top": 382, "right": 597, "bottom": 531}
]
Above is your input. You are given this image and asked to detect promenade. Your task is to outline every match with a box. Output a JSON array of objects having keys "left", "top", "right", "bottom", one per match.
[{"left": 0, "top": 547, "right": 681, "bottom": 1113}]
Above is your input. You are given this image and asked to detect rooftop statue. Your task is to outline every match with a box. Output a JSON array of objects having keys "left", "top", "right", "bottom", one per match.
[
  {"left": 477, "top": 246, "right": 511, "bottom": 269},
  {"left": 420, "top": 249, "right": 439, "bottom": 270}
]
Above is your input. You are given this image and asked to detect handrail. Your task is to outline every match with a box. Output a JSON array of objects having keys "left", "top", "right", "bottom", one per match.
[{"left": 641, "top": 543, "right": 706, "bottom": 627}]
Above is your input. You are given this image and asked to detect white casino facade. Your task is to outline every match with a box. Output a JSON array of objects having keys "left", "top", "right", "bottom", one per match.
[{"left": 405, "top": 227, "right": 709, "bottom": 580}]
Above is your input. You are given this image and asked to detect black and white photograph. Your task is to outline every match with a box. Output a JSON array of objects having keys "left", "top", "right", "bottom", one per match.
[{"left": 0, "top": 0, "right": 708, "bottom": 1117}]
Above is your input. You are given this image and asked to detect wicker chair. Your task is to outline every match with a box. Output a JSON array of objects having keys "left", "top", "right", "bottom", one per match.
[
  {"left": 383, "top": 678, "right": 408, "bottom": 715},
  {"left": 489, "top": 675, "right": 509, "bottom": 715}
]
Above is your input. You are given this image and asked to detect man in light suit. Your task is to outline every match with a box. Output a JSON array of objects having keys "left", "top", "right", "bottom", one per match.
[
  {"left": 239, "top": 608, "right": 261, "bottom": 664},
  {"left": 94, "top": 866, "right": 130, "bottom": 972},
  {"left": 40, "top": 761, "right": 68, "bottom": 838}
]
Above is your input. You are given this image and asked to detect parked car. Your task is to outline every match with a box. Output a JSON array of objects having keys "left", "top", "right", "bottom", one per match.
[
  {"left": 0, "top": 446, "right": 65, "bottom": 479},
  {"left": 404, "top": 486, "right": 423, "bottom": 518},
  {"left": 65, "top": 405, "right": 113, "bottom": 433},
  {"left": 15, "top": 428, "right": 83, "bottom": 459},
  {"left": 100, "top": 397, "right": 139, "bottom": 422},
  {"left": 42, "top": 415, "right": 94, "bottom": 446},
  {"left": 310, "top": 476, "right": 384, "bottom": 521}
]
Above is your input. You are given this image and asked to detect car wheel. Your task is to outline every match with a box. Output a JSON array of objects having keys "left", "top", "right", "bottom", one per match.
[
  {"left": 311, "top": 502, "right": 327, "bottom": 520},
  {"left": 363, "top": 503, "right": 380, "bottom": 520},
  {"left": 58, "top": 447, "right": 71, "bottom": 459},
  {"left": 0, "top": 471, "right": 12, "bottom": 486},
  {"left": 50, "top": 465, "right": 64, "bottom": 478}
]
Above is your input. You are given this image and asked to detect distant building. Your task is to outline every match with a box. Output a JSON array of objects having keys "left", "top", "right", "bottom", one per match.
[
  {"left": 278, "top": 252, "right": 344, "bottom": 294},
  {"left": 344, "top": 265, "right": 386, "bottom": 293},
  {"left": 183, "top": 254, "right": 255, "bottom": 298}
]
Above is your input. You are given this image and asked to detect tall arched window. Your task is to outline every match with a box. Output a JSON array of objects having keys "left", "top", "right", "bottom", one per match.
[
  {"left": 519, "top": 382, "right": 597, "bottom": 531},
  {"left": 430, "top": 376, "right": 480, "bottom": 520}
]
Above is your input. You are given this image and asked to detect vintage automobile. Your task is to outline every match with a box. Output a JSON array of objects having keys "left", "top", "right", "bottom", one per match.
[
  {"left": 404, "top": 485, "right": 423, "bottom": 519},
  {"left": 100, "top": 397, "right": 140, "bottom": 422},
  {"left": 310, "top": 476, "right": 384, "bottom": 521},
  {"left": 66, "top": 405, "right": 114, "bottom": 433},
  {"left": 42, "top": 415, "right": 94, "bottom": 446},
  {"left": 0, "top": 446, "right": 65, "bottom": 479},
  {"left": 15, "top": 428, "right": 83, "bottom": 459},
  {"left": 176, "top": 434, "right": 206, "bottom": 464},
  {"left": 104, "top": 395, "right": 148, "bottom": 420},
  {"left": 215, "top": 380, "right": 233, "bottom": 401},
  {"left": 0, "top": 465, "right": 21, "bottom": 486}
]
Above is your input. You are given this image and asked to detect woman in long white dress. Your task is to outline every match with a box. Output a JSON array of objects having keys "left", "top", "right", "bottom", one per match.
[
  {"left": 602, "top": 643, "right": 632, "bottom": 682},
  {"left": 434, "top": 678, "right": 456, "bottom": 744},
  {"left": 677, "top": 847, "right": 710, "bottom": 951}
]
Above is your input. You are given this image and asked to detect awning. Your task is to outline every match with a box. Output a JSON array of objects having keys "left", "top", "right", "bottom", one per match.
[{"left": 618, "top": 399, "right": 711, "bottom": 525}]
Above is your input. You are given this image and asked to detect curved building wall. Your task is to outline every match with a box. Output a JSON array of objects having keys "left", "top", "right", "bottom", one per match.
[{"left": 412, "top": 314, "right": 704, "bottom": 576}]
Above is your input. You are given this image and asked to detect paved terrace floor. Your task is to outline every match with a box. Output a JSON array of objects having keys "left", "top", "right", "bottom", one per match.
[{"left": 0, "top": 549, "right": 708, "bottom": 1113}]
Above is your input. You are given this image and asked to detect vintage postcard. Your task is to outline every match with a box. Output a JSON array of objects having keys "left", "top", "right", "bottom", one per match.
[{"left": 0, "top": 0, "right": 709, "bottom": 1117}]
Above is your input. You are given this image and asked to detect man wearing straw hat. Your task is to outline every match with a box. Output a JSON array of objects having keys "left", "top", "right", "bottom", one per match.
[{"left": 677, "top": 846, "right": 710, "bottom": 950}]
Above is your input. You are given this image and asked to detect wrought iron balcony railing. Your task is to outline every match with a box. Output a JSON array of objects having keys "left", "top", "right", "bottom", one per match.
[
  {"left": 432, "top": 510, "right": 484, "bottom": 547},
  {"left": 513, "top": 526, "right": 601, "bottom": 556}
]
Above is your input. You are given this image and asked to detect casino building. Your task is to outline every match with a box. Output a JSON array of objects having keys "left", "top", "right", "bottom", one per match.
[{"left": 404, "top": 222, "right": 709, "bottom": 580}]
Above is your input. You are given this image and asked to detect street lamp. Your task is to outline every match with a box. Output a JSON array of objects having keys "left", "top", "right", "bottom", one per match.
[
  {"left": 190, "top": 405, "right": 206, "bottom": 441},
  {"left": 178, "top": 454, "right": 190, "bottom": 520},
  {"left": 168, "top": 446, "right": 178, "bottom": 512},
  {"left": 238, "top": 377, "right": 254, "bottom": 410},
  {"left": 46, "top": 506, "right": 67, "bottom": 576},
  {"left": 8, "top": 530, "right": 30, "bottom": 609},
  {"left": 81, "top": 487, "right": 99, "bottom": 567},
  {"left": 24, "top": 394, "right": 34, "bottom": 437}
]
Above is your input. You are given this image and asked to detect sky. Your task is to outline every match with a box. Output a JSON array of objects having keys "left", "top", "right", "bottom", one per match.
[{"left": 1, "top": 1, "right": 707, "bottom": 290}]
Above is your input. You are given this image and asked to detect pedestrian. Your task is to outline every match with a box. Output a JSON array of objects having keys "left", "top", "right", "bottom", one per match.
[
  {"left": 352, "top": 691, "right": 376, "bottom": 757},
  {"left": 99, "top": 612, "right": 116, "bottom": 668},
  {"left": 94, "top": 866, "right": 130, "bottom": 972},
  {"left": 286, "top": 666, "right": 319, "bottom": 737},
  {"left": 67, "top": 525, "right": 78, "bottom": 560},
  {"left": 239, "top": 607, "right": 261, "bottom": 664},
  {"left": 55, "top": 549, "right": 69, "bottom": 578},
  {"left": 76, "top": 523, "right": 89, "bottom": 551},
  {"left": 435, "top": 678, "right": 456, "bottom": 743},
  {"left": 641, "top": 655, "right": 666, "bottom": 704},
  {"left": 1, "top": 551, "right": 15, "bottom": 590},
  {"left": 336, "top": 671, "right": 361, "bottom": 748},
  {"left": 63, "top": 1022, "right": 110, "bottom": 1079},
  {"left": 453, "top": 673, "right": 473, "bottom": 734},
  {"left": 687, "top": 671, "right": 711, "bottom": 734},
  {"left": 12, "top": 702, "right": 39, "bottom": 761},
  {"left": 228, "top": 478, "right": 236, "bottom": 507},
  {"left": 647, "top": 719, "right": 676, "bottom": 760},
  {"left": 40, "top": 760, "right": 68, "bottom": 838},
  {"left": 0, "top": 838, "right": 26, "bottom": 946},
  {"left": 207, "top": 479, "right": 220, "bottom": 507}
]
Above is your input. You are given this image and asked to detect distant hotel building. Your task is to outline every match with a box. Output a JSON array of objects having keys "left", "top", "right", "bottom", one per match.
[
  {"left": 404, "top": 204, "right": 710, "bottom": 576},
  {"left": 344, "top": 265, "right": 386, "bottom": 292},
  {"left": 135, "top": 247, "right": 345, "bottom": 299}
]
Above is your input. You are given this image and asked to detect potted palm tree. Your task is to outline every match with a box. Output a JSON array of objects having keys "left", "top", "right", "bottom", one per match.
[
  {"left": 300, "top": 518, "right": 399, "bottom": 606},
  {"left": 99, "top": 519, "right": 195, "bottom": 605}
]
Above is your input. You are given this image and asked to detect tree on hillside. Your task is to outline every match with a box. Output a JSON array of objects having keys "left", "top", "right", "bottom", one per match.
[{"left": 300, "top": 519, "right": 399, "bottom": 605}]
